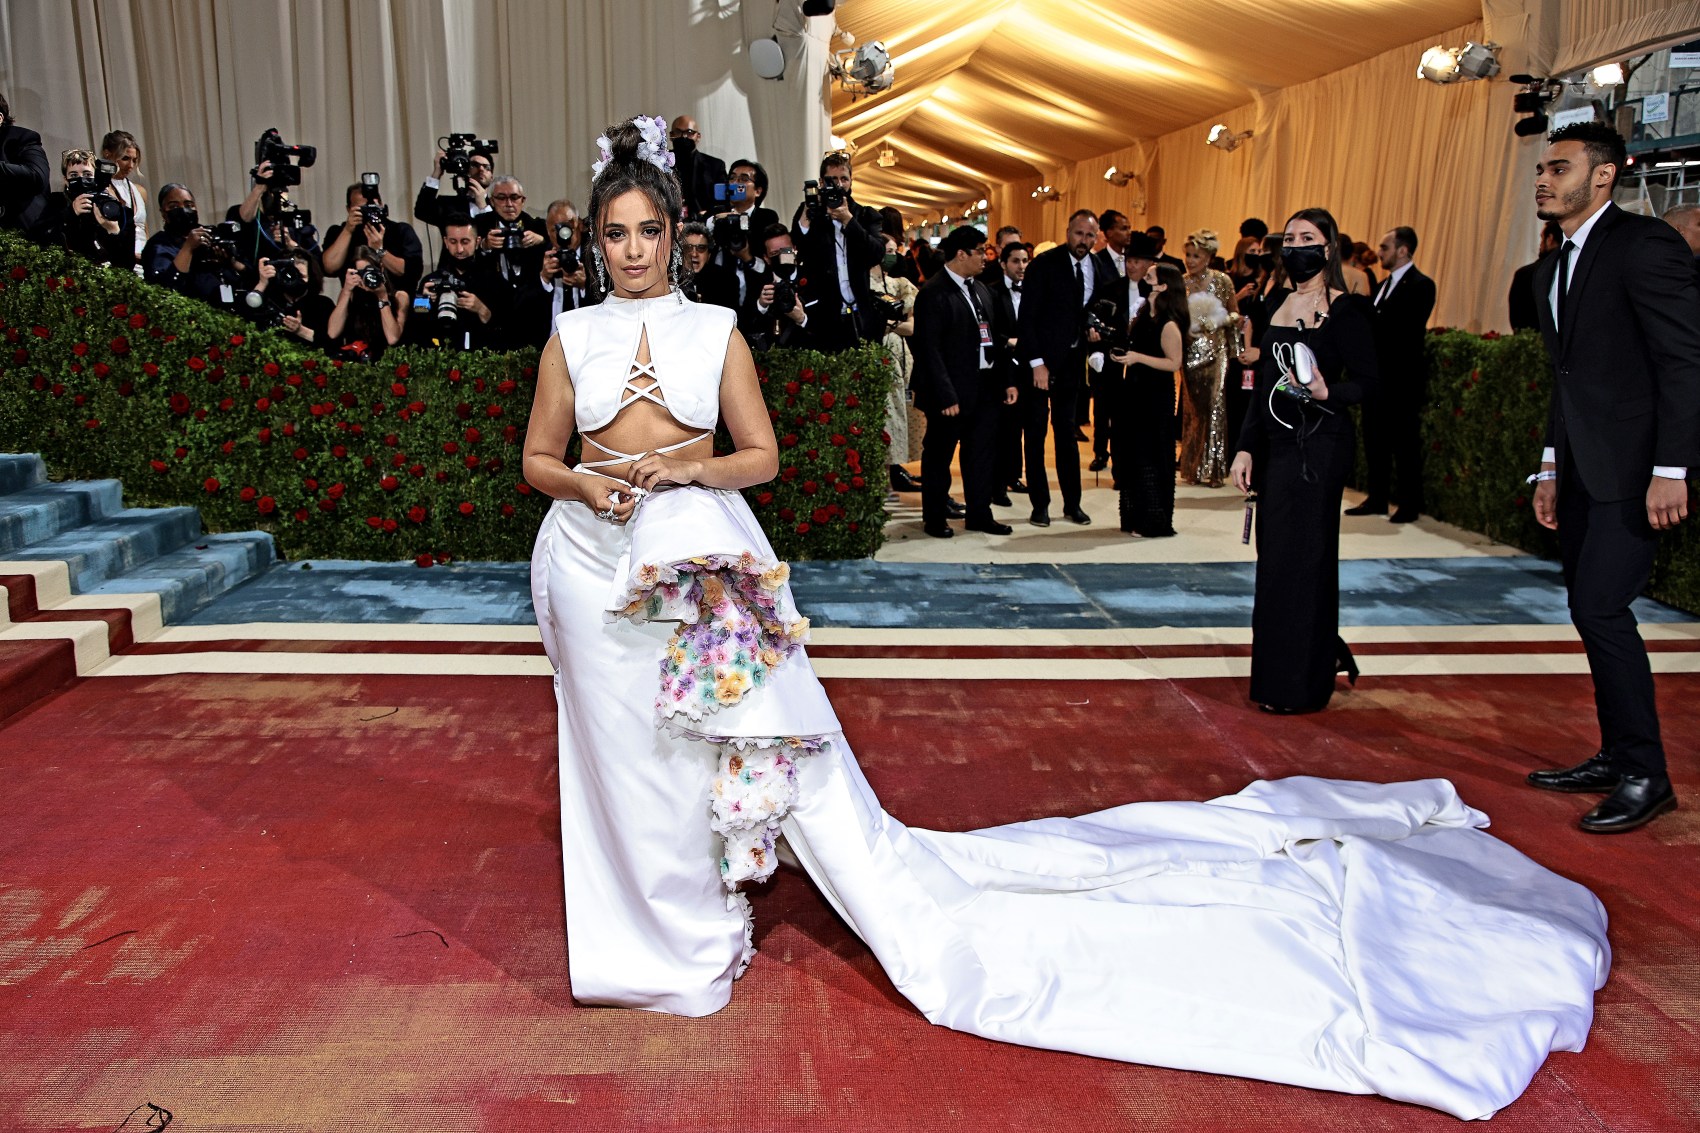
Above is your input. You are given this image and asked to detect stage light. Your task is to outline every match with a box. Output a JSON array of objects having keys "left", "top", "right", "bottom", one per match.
[
  {"left": 1590, "top": 62, "right": 1624, "bottom": 87},
  {"left": 974, "top": 198, "right": 988, "bottom": 212},
  {"left": 1104, "top": 166, "right": 1133, "bottom": 186},
  {"left": 1419, "top": 41, "right": 1501, "bottom": 84},
  {"left": 1206, "top": 124, "right": 1252, "bottom": 152},
  {"left": 831, "top": 41, "right": 894, "bottom": 97},
  {"left": 1031, "top": 185, "right": 1059, "bottom": 201},
  {"left": 876, "top": 143, "right": 897, "bottom": 168}
]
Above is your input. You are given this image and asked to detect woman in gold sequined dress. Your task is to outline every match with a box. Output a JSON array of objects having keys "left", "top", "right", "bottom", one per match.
[{"left": 1179, "top": 230, "right": 1238, "bottom": 487}]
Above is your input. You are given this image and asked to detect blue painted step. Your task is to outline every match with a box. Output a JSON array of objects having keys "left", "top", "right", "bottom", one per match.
[
  {"left": 0, "top": 480, "right": 125, "bottom": 555},
  {"left": 85, "top": 532, "right": 277, "bottom": 624},
  {"left": 4, "top": 506, "right": 204, "bottom": 593},
  {"left": 0, "top": 453, "right": 46, "bottom": 496}
]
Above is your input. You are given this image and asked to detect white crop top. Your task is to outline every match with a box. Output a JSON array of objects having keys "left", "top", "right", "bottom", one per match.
[{"left": 555, "top": 294, "right": 736, "bottom": 435}]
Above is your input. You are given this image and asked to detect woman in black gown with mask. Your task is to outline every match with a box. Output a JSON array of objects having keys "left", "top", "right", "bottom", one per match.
[{"left": 1229, "top": 208, "right": 1377, "bottom": 714}]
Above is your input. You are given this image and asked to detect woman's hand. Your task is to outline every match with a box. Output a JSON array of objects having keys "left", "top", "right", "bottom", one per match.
[
  {"left": 1236, "top": 345, "right": 1260, "bottom": 365},
  {"left": 1230, "top": 451, "right": 1254, "bottom": 494},
  {"left": 627, "top": 452, "right": 703, "bottom": 493},
  {"left": 1308, "top": 369, "right": 1330, "bottom": 401},
  {"left": 575, "top": 475, "right": 640, "bottom": 523},
  {"left": 1109, "top": 349, "right": 1134, "bottom": 366}
]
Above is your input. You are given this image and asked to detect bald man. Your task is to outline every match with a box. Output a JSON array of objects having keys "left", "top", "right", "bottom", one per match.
[
  {"left": 1664, "top": 204, "right": 1700, "bottom": 293},
  {"left": 670, "top": 114, "right": 729, "bottom": 222}
]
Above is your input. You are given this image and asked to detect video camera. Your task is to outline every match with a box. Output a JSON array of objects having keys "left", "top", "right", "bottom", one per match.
[
  {"left": 251, "top": 127, "right": 317, "bottom": 188},
  {"left": 439, "top": 133, "right": 499, "bottom": 194},
  {"left": 357, "top": 172, "right": 388, "bottom": 229},
  {"left": 553, "top": 223, "right": 580, "bottom": 274},
  {"left": 1087, "top": 299, "right": 1130, "bottom": 357}
]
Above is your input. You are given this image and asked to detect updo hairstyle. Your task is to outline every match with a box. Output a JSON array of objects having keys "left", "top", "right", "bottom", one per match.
[{"left": 587, "top": 119, "right": 686, "bottom": 285}]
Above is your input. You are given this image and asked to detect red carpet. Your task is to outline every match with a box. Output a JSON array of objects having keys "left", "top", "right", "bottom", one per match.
[{"left": 2, "top": 671, "right": 1697, "bottom": 1130}]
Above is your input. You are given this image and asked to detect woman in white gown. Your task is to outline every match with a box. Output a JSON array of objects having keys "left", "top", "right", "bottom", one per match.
[{"left": 524, "top": 118, "right": 1610, "bottom": 1121}]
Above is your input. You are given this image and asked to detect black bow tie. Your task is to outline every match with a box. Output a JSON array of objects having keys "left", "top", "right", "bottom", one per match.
[{"left": 1011, "top": 281, "right": 1022, "bottom": 292}]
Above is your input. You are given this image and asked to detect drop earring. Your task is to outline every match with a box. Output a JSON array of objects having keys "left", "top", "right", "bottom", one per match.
[
  {"left": 593, "top": 246, "right": 611, "bottom": 294},
  {"left": 669, "top": 244, "right": 684, "bottom": 295}
]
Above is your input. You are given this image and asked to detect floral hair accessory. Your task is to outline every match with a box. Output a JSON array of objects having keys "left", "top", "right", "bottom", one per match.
[{"left": 592, "top": 114, "right": 677, "bottom": 180}]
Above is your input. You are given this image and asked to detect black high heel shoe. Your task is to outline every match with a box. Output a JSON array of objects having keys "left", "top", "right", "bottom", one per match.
[{"left": 1335, "top": 636, "right": 1359, "bottom": 687}]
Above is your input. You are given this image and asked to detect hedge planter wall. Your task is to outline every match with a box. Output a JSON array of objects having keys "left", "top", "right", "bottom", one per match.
[
  {"left": 0, "top": 233, "right": 891, "bottom": 564},
  {"left": 1420, "top": 329, "right": 1699, "bottom": 615}
]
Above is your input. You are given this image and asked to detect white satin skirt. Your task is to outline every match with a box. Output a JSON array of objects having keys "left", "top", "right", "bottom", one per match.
[{"left": 531, "top": 482, "right": 1610, "bottom": 1120}]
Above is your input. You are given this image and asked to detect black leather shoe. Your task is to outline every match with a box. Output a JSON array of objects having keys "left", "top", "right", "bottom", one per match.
[
  {"left": 890, "top": 466, "right": 922, "bottom": 493},
  {"left": 991, "top": 491, "right": 1013, "bottom": 507},
  {"left": 1389, "top": 508, "right": 1419, "bottom": 524},
  {"left": 923, "top": 523, "right": 955, "bottom": 539},
  {"left": 1527, "top": 752, "right": 1621, "bottom": 794},
  {"left": 944, "top": 499, "right": 966, "bottom": 519},
  {"left": 966, "top": 520, "right": 1013, "bottom": 535},
  {"left": 1073, "top": 427, "right": 1090, "bottom": 443},
  {"left": 1580, "top": 775, "right": 1677, "bottom": 833},
  {"left": 1008, "top": 479, "right": 1028, "bottom": 494},
  {"left": 1089, "top": 456, "right": 1109, "bottom": 472},
  {"left": 1344, "top": 500, "right": 1386, "bottom": 516},
  {"left": 1030, "top": 507, "right": 1051, "bottom": 527},
  {"left": 1064, "top": 507, "right": 1092, "bottom": 526}
]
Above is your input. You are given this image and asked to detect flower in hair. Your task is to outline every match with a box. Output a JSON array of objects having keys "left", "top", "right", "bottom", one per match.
[{"left": 592, "top": 134, "right": 614, "bottom": 179}]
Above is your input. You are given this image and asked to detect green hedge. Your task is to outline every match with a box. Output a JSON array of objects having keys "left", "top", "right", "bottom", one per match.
[
  {"left": 0, "top": 232, "right": 890, "bottom": 564},
  {"left": 1420, "top": 329, "right": 1699, "bottom": 614}
]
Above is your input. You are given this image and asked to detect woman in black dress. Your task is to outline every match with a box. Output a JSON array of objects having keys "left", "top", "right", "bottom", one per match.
[
  {"left": 1230, "top": 208, "right": 1377, "bottom": 713},
  {"left": 1111, "top": 263, "right": 1189, "bottom": 536}
]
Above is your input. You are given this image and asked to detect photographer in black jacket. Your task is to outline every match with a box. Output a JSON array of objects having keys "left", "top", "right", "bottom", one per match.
[
  {"left": 744, "top": 223, "right": 809, "bottom": 350},
  {"left": 33, "top": 148, "right": 133, "bottom": 269},
  {"left": 142, "top": 184, "right": 247, "bottom": 305},
  {"left": 474, "top": 176, "right": 546, "bottom": 285},
  {"left": 323, "top": 177, "right": 423, "bottom": 295},
  {"left": 512, "top": 199, "right": 592, "bottom": 349},
  {"left": 0, "top": 94, "right": 50, "bottom": 233},
  {"left": 411, "top": 219, "right": 514, "bottom": 351},
  {"left": 416, "top": 142, "right": 495, "bottom": 227},
  {"left": 791, "top": 151, "right": 884, "bottom": 351}
]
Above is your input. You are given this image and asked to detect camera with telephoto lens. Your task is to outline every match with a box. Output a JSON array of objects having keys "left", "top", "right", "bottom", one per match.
[
  {"left": 420, "top": 269, "right": 468, "bottom": 324},
  {"left": 439, "top": 132, "right": 499, "bottom": 193},
  {"left": 494, "top": 221, "right": 525, "bottom": 252},
  {"left": 251, "top": 127, "right": 317, "bottom": 187},
  {"left": 553, "top": 223, "right": 580, "bottom": 274},
  {"left": 200, "top": 219, "right": 243, "bottom": 260},
  {"left": 66, "top": 163, "right": 128, "bottom": 226},
  {"left": 1087, "top": 299, "right": 1130, "bottom": 357},
  {"left": 711, "top": 211, "right": 750, "bottom": 254},
  {"left": 355, "top": 263, "right": 385, "bottom": 291},
  {"left": 768, "top": 256, "right": 799, "bottom": 317},
  {"left": 819, "top": 180, "right": 846, "bottom": 211}
]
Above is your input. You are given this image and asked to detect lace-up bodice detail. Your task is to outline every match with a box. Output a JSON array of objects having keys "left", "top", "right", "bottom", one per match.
[{"left": 556, "top": 295, "right": 736, "bottom": 435}]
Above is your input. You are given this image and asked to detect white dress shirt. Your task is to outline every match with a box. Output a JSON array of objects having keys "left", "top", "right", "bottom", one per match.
[
  {"left": 1538, "top": 202, "right": 1685, "bottom": 480},
  {"left": 1376, "top": 260, "right": 1414, "bottom": 305},
  {"left": 1031, "top": 251, "right": 1097, "bottom": 368},
  {"left": 1005, "top": 274, "right": 1022, "bottom": 319}
]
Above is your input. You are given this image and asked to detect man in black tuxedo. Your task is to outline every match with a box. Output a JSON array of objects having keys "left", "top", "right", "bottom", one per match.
[
  {"left": 0, "top": 94, "right": 50, "bottom": 234},
  {"left": 1086, "top": 209, "right": 1134, "bottom": 467},
  {"left": 912, "top": 227, "right": 1018, "bottom": 538},
  {"left": 512, "top": 199, "right": 593, "bottom": 347},
  {"left": 1146, "top": 225, "right": 1183, "bottom": 271},
  {"left": 1524, "top": 123, "right": 1700, "bottom": 833},
  {"left": 984, "top": 240, "right": 1030, "bottom": 504},
  {"left": 1508, "top": 221, "right": 1562, "bottom": 332},
  {"left": 791, "top": 152, "right": 884, "bottom": 351},
  {"left": 1086, "top": 231, "right": 1160, "bottom": 485},
  {"left": 1017, "top": 209, "right": 1102, "bottom": 526},
  {"left": 669, "top": 115, "right": 729, "bottom": 223},
  {"left": 1348, "top": 226, "right": 1437, "bottom": 522}
]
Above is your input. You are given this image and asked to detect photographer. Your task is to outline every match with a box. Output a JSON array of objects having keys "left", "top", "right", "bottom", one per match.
[
  {"left": 100, "top": 130, "right": 148, "bottom": 258},
  {"left": 680, "top": 222, "right": 713, "bottom": 300},
  {"left": 243, "top": 249, "right": 331, "bottom": 344},
  {"left": 323, "top": 178, "right": 423, "bottom": 294},
  {"left": 743, "top": 223, "right": 809, "bottom": 349},
  {"left": 669, "top": 114, "right": 727, "bottom": 221},
  {"left": 410, "top": 219, "right": 513, "bottom": 351},
  {"left": 474, "top": 176, "right": 546, "bottom": 284},
  {"left": 706, "top": 159, "right": 779, "bottom": 261},
  {"left": 416, "top": 138, "right": 496, "bottom": 227},
  {"left": 0, "top": 93, "right": 50, "bottom": 234},
  {"left": 512, "top": 199, "right": 592, "bottom": 349},
  {"left": 33, "top": 148, "right": 133, "bottom": 269},
  {"left": 327, "top": 246, "right": 409, "bottom": 362},
  {"left": 791, "top": 151, "right": 885, "bottom": 350},
  {"left": 141, "top": 183, "right": 247, "bottom": 305}
]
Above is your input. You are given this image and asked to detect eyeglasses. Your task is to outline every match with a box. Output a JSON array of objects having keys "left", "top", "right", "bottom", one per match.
[
  {"left": 670, "top": 128, "right": 701, "bottom": 139},
  {"left": 492, "top": 193, "right": 525, "bottom": 203}
]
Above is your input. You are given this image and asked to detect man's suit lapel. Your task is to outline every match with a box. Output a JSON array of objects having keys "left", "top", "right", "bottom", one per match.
[
  {"left": 1560, "top": 206, "right": 1621, "bottom": 347},
  {"left": 1535, "top": 251, "right": 1560, "bottom": 350}
]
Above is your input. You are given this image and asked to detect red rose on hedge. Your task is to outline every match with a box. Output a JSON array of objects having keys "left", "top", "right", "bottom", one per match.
[
  {"left": 443, "top": 441, "right": 459, "bottom": 454},
  {"left": 293, "top": 447, "right": 309, "bottom": 460},
  {"left": 802, "top": 480, "right": 818, "bottom": 495},
  {"left": 169, "top": 392, "right": 191, "bottom": 414},
  {"left": 10, "top": 266, "right": 27, "bottom": 280},
  {"left": 150, "top": 460, "right": 167, "bottom": 473},
  {"left": 187, "top": 356, "right": 206, "bottom": 371},
  {"left": 366, "top": 516, "right": 384, "bottom": 529},
  {"left": 128, "top": 313, "right": 147, "bottom": 328},
  {"left": 391, "top": 382, "right": 408, "bottom": 396},
  {"left": 458, "top": 502, "right": 475, "bottom": 516},
  {"left": 239, "top": 486, "right": 257, "bottom": 502},
  {"left": 780, "top": 433, "right": 798, "bottom": 448},
  {"left": 515, "top": 481, "right": 533, "bottom": 495},
  {"left": 501, "top": 503, "right": 515, "bottom": 516},
  {"left": 409, "top": 506, "right": 427, "bottom": 523},
  {"left": 486, "top": 404, "right": 502, "bottom": 417},
  {"left": 142, "top": 362, "right": 160, "bottom": 377},
  {"left": 795, "top": 522, "right": 810, "bottom": 534},
  {"left": 497, "top": 379, "right": 517, "bottom": 394},
  {"left": 318, "top": 499, "right": 337, "bottom": 512},
  {"left": 257, "top": 496, "right": 276, "bottom": 514},
  {"left": 394, "top": 363, "right": 411, "bottom": 379},
  {"left": 110, "top": 336, "right": 130, "bottom": 354},
  {"left": 464, "top": 426, "right": 482, "bottom": 444},
  {"left": 203, "top": 478, "right": 220, "bottom": 493},
  {"left": 415, "top": 553, "right": 434, "bottom": 568},
  {"left": 220, "top": 441, "right": 235, "bottom": 455},
  {"left": 31, "top": 325, "right": 50, "bottom": 338},
  {"left": 256, "top": 397, "right": 271, "bottom": 411},
  {"left": 756, "top": 491, "right": 774, "bottom": 506},
  {"left": 381, "top": 476, "right": 400, "bottom": 491}
]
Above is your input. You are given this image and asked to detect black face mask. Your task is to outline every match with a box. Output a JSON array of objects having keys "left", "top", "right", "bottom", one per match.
[
  {"left": 672, "top": 137, "right": 696, "bottom": 163},
  {"left": 165, "top": 206, "right": 199, "bottom": 236},
  {"left": 1245, "top": 252, "right": 1271, "bottom": 271},
  {"left": 1281, "top": 244, "right": 1329, "bottom": 284}
]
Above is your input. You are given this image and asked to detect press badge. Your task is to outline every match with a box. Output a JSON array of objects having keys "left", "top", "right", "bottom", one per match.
[
  {"left": 978, "top": 319, "right": 993, "bottom": 347},
  {"left": 1241, "top": 367, "right": 1256, "bottom": 391}
]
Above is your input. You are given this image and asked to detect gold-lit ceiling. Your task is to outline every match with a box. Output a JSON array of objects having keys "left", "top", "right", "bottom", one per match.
[{"left": 830, "top": 0, "right": 1482, "bottom": 217}]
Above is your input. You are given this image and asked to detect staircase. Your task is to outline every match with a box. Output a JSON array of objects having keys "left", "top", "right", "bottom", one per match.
[{"left": 0, "top": 453, "right": 275, "bottom": 722}]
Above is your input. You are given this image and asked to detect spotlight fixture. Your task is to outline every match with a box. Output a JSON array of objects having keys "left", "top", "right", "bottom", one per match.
[
  {"left": 1031, "top": 185, "right": 1059, "bottom": 201},
  {"left": 830, "top": 41, "right": 894, "bottom": 97},
  {"left": 876, "top": 143, "right": 897, "bottom": 168},
  {"left": 1589, "top": 62, "right": 1625, "bottom": 87},
  {"left": 1104, "top": 166, "right": 1133, "bottom": 186},
  {"left": 974, "top": 198, "right": 988, "bottom": 212},
  {"left": 1206, "top": 124, "right": 1252, "bottom": 152},
  {"left": 1418, "top": 41, "right": 1501, "bottom": 84}
]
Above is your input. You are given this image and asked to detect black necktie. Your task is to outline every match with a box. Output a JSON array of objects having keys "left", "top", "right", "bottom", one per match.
[
  {"left": 1377, "top": 275, "right": 1394, "bottom": 306},
  {"left": 1073, "top": 257, "right": 1085, "bottom": 307},
  {"left": 1556, "top": 239, "right": 1575, "bottom": 329}
]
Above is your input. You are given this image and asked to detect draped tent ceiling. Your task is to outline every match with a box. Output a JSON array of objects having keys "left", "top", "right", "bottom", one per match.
[{"left": 831, "top": 0, "right": 1486, "bottom": 219}]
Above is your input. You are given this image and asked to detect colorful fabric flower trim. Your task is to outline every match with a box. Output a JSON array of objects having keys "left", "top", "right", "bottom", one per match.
[{"left": 615, "top": 553, "right": 810, "bottom": 723}]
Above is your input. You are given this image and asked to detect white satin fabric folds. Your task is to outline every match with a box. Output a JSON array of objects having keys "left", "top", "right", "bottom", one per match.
[{"left": 531, "top": 484, "right": 1610, "bottom": 1120}]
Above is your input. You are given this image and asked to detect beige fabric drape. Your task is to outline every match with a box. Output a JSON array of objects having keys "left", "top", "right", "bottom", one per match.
[{"left": 0, "top": 0, "right": 834, "bottom": 254}]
